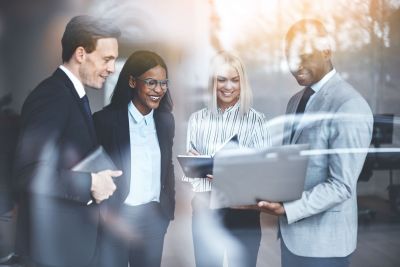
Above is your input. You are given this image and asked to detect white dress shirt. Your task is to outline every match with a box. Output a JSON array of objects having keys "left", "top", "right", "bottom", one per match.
[
  {"left": 124, "top": 102, "right": 161, "bottom": 206},
  {"left": 59, "top": 65, "right": 86, "bottom": 98}
]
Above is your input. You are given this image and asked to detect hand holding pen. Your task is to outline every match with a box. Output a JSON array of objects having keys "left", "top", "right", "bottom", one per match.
[
  {"left": 188, "top": 141, "right": 213, "bottom": 180},
  {"left": 188, "top": 141, "right": 200, "bottom": 156}
]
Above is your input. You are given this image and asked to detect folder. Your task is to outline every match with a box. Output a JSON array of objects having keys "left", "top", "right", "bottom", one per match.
[
  {"left": 72, "top": 146, "right": 117, "bottom": 173},
  {"left": 178, "top": 134, "right": 238, "bottom": 178}
]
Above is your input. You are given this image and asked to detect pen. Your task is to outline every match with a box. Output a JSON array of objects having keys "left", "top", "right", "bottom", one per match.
[{"left": 190, "top": 141, "right": 199, "bottom": 152}]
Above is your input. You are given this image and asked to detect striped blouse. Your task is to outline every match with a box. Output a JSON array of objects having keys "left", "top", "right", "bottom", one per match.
[{"left": 182, "top": 102, "right": 271, "bottom": 192}]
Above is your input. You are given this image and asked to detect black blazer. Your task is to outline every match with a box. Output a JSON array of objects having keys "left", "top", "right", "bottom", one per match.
[
  {"left": 13, "top": 68, "right": 100, "bottom": 266},
  {"left": 93, "top": 105, "right": 175, "bottom": 220},
  {"left": 0, "top": 111, "right": 19, "bottom": 214}
]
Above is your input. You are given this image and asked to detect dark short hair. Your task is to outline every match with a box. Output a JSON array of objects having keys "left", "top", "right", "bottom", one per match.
[
  {"left": 285, "top": 19, "right": 328, "bottom": 46},
  {"left": 61, "top": 15, "right": 121, "bottom": 62},
  {"left": 110, "top": 50, "right": 173, "bottom": 112}
]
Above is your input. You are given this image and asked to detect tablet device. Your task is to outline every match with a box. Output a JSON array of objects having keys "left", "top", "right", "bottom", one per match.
[
  {"left": 177, "top": 155, "right": 213, "bottom": 178},
  {"left": 178, "top": 134, "right": 238, "bottom": 178}
]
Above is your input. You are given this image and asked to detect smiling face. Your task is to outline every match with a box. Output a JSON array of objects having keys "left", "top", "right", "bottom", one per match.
[
  {"left": 286, "top": 42, "right": 331, "bottom": 87},
  {"left": 285, "top": 21, "right": 333, "bottom": 87},
  {"left": 130, "top": 65, "right": 167, "bottom": 115},
  {"left": 215, "top": 63, "right": 240, "bottom": 111},
  {"left": 79, "top": 37, "right": 118, "bottom": 89}
]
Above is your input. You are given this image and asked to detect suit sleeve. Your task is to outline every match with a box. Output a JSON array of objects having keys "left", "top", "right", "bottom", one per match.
[
  {"left": 14, "top": 88, "right": 92, "bottom": 203},
  {"left": 283, "top": 97, "right": 373, "bottom": 224}
]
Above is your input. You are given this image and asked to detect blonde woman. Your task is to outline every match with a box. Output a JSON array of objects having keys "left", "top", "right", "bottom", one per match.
[{"left": 183, "top": 51, "right": 270, "bottom": 267}]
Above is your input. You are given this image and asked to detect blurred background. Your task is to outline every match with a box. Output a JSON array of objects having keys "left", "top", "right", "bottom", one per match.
[{"left": 1, "top": 0, "right": 400, "bottom": 266}]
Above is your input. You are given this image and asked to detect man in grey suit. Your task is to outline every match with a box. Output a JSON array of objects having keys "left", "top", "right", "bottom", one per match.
[{"left": 257, "top": 19, "right": 373, "bottom": 267}]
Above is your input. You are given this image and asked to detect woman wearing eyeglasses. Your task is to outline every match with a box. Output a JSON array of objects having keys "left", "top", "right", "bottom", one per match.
[
  {"left": 93, "top": 50, "right": 175, "bottom": 267},
  {"left": 182, "top": 51, "right": 271, "bottom": 267}
]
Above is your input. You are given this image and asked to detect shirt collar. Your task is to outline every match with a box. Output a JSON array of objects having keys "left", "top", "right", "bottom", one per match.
[
  {"left": 128, "top": 101, "right": 154, "bottom": 125},
  {"left": 217, "top": 101, "right": 240, "bottom": 114},
  {"left": 59, "top": 65, "right": 86, "bottom": 98},
  {"left": 310, "top": 68, "right": 336, "bottom": 94}
]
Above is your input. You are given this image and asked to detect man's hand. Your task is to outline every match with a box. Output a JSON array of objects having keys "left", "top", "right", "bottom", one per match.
[
  {"left": 231, "top": 204, "right": 260, "bottom": 210},
  {"left": 257, "top": 201, "right": 286, "bottom": 216},
  {"left": 91, "top": 170, "right": 122, "bottom": 204}
]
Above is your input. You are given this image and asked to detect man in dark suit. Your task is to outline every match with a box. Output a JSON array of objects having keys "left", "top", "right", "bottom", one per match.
[
  {"left": 0, "top": 99, "right": 19, "bottom": 264},
  {"left": 13, "top": 15, "right": 122, "bottom": 267}
]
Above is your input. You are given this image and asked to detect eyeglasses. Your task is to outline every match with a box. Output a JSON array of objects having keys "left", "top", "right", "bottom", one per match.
[{"left": 136, "top": 77, "right": 169, "bottom": 91}]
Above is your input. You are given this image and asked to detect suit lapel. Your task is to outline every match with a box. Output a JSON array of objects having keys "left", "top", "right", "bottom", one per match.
[
  {"left": 292, "top": 96, "right": 318, "bottom": 144},
  {"left": 79, "top": 99, "right": 97, "bottom": 143},
  {"left": 291, "top": 74, "right": 340, "bottom": 144},
  {"left": 154, "top": 111, "right": 167, "bottom": 185},
  {"left": 285, "top": 91, "right": 303, "bottom": 144},
  {"left": 115, "top": 107, "right": 131, "bottom": 195},
  {"left": 53, "top": 68, "right": 97, "bottom": 144}
]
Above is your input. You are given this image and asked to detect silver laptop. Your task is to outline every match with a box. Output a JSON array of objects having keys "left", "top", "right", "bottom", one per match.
[{"left": 210, "top": 144, "right": 310, "bottom": 209}]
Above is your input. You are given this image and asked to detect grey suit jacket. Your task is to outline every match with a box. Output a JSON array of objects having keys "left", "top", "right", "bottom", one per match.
[{"left": 279, "top": 73, "right": 373, "bottom": 257}]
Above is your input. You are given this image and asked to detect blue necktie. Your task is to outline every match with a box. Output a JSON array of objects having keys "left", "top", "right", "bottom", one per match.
[
  {"left": 290, "top": 87, "right": 315, "bottom": 142},
  {"left": 81, "top": 95, "right": 92, "bottom": 119},
  {"left": 81, "top": 95, "right": 96, "bottom": 140}
]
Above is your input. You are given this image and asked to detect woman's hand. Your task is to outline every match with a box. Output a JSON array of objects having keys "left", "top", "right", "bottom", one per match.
[{"left": 188, "top": 149, "right": 200, "bottom": 156}]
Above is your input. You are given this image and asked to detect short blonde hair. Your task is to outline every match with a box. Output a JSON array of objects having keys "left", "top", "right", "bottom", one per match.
[{"left": 208, "top": 51, "right": 253, "bottom": 115}]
